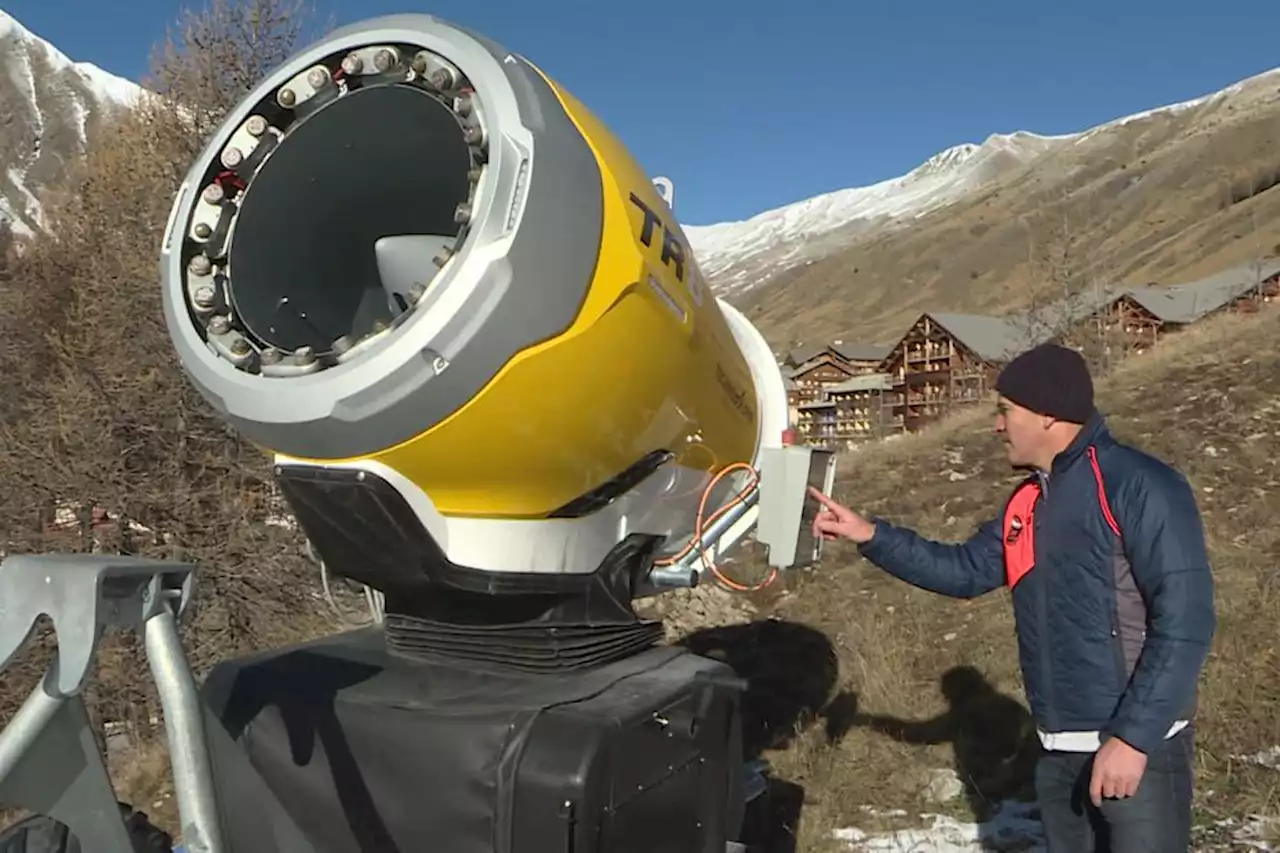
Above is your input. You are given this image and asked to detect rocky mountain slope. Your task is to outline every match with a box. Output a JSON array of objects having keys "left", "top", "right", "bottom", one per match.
[
  {"left": 685, "top": 131, "right": 1066, "bottom": 297},
  {"left": 0, "top": 9, "right": 142, "bottom": 236},
  {"left": 4, "top": 4, "right": 1278, "bottom": 353},
  {"left": 694, "top": 66, "right": 1280, "bottom": 348}
]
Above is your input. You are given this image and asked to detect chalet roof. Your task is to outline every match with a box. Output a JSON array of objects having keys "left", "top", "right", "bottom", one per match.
[
  {"left": 925, "top": 313, "right": 1043, "bottom": 363},
  {"left": 784, "top": 260, "right": 1280, "bottom": 375},
  {"left": 917, "top": 285, "right": 1122, "bottom": 364},
  {"left": 829, "top": 373, "right": 893, "bottom": 393},
  {"left": 1027, "top": 286, "right": 1126, "bottom": 333},
  {"left": 1123, "top": 260, "right": 1280, "bottom": 323},
  {"left": 788, "top": 340, "right": 893, "bottom": 366},
  {"left": 788, "top": 360, "right": 831, "bottom": 379},
  {"left": 788, "top": 344, "right": 826, "bottom": 365},
  {"left": 787, "top": 355, "right": 861, "bottom": 379},
  {"left": 835, "top": 342, "right": 894, "bottom": 362}
]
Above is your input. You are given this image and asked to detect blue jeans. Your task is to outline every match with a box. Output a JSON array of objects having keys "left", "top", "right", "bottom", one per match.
[{"left": 1035, "top": 726, "right": 1194, "bottom": 852}]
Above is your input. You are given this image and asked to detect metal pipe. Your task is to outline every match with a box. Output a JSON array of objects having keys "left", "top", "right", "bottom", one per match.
[
  {"left": 674, "top": 485, "right": 760, "bottom": 570},
  {"left": 144, "top": 607, "right": 224, "bottom": 853},
  {"left": 0, "top": 665, "right": 65, "bottom": 785},
  {"left": 646, "top": 484, "right": 760, "bottom": 588},
  {"left": 648, "top": 566, "right": 698, "bottom": 588}
]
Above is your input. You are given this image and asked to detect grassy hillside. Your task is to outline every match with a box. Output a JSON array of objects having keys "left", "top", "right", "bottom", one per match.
[
  {"left": 728, "top": 71, "right": 1280, "bottom": 350},
  {"left": 11, "top": 226, "right": 1276, "bottom": 853},
  {"left": 665, "top": 305, "right": 1280, "bottom": 851},
  {"left": 82, "top": 293, "right": 1280, "bottom": 851}
]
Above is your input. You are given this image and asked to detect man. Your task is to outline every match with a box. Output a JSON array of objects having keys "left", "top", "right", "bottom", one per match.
[{"left": 809, "top": 342, "right": 1215, "bottom": 851}]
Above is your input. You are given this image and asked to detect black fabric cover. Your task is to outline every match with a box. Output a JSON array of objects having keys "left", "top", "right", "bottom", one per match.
[{"left": 200, "top": 627, "right": 746, "bottom": 853}]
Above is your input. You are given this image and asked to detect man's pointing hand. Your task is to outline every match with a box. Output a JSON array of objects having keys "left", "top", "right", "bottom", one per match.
[{"left": 808, "top": 487, "right": 877, "bottom": 544}]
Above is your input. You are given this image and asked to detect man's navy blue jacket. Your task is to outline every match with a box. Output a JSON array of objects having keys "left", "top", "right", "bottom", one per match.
[{"left": 858, "top": 413, "right": 1216, "bottom": 755}]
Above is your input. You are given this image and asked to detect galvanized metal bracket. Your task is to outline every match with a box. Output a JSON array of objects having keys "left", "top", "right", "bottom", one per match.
[
  {"left": 0, "top": 554, "right": 216, "bottom": 853},
  {"left": 0, "top": 554, "right": 196, "bottom": 698}
]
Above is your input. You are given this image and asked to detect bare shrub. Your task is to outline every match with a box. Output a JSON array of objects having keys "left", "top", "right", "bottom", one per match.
[{"left": 0, "top": 0, "right": 335, "bottom": 737}]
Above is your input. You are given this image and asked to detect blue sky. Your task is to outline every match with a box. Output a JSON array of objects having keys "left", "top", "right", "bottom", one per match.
[{"left": 6, "top": 0, "right": 1280, "bottom": 226}]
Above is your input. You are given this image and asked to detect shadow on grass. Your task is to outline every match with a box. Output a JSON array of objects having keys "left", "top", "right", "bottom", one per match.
[
  {"left": 678, "top": 618, "right": 853, "bottom": 853},
  {"left": 828, "top": 665, "right": 1040, "bottom": 824}
]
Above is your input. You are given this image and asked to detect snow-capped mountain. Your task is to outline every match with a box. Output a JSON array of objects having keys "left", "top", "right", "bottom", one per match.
[
  {"left": 0, "top": 8, "right": 142, "bottom": 236},
  {"left": 684, "top": 132, "right": 1065, "bottom": 295},
  {"left": 686, "top": 65, "right": 1280, "bottom": 297}
]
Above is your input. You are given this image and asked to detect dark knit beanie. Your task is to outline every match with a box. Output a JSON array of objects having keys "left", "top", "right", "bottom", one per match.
[{"left": 994, "top": 343, "right": 1095, "bottom": 424}]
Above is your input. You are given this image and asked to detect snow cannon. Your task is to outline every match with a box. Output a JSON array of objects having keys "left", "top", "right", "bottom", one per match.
[
  {"left": 157, "top": 13, "right": 808, "bottom": 615},
  {"left": 0, "top": 15, "right": 842, "bottom": 853}
]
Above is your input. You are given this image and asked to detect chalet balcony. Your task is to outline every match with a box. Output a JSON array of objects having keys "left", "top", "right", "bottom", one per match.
[
  {"left": 904, "top": 357, "right": 951, "bottom": 371},
  {"left": 803, "top": 417, "right": 838, "bottom": 430},
  {"left": 902, "top": 343, "right": 955, "bottom": 365},
  {"left": 903, "top": 368, "right": 950, "bottom": 384}
]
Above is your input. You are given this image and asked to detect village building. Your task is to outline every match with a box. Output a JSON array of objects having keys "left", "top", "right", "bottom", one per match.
[
  {"left": 793, "top": 372, "right": 896, "bottom": 450},
  {"left": 879, "top": 313, "right": 1037, "bottom": 433},
  {"left": 785, "top": 340, "right": 892, "bottom": 407},
  {"left": 784, "top": 341, "right": 889, "bottom": 372},
  {"left": 783, "top": 376, "right": 800, "bottom": 426},
  {"left": 779, "top": 257, "right": 1280, "bottom": 447},
  {"left": 794, "top": 398, "right": 838, "bottom": 448},
  {"left": 1073, "top": 259, "right": 1280, "bottom": 356},
  {"left": 827, "top": 373, "right": 895, "bottom": 443}
]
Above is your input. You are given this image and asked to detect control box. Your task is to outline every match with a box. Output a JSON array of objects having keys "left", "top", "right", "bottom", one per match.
[{"left": 755, "top": 446, "right": 838, "bottom": 570}]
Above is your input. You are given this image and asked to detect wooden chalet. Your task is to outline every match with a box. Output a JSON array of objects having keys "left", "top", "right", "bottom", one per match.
[
  {"left": 882, "top": 313, "right": 1039, "bottom": 433},
  {"left": 1223, "top": 260, "right": 1280, "bottom": 312},
  {"left": 788, "top": 353, "right": 854, "bottom": 407},
  {"left": 785, "top": 340, "right": 890, "bottom": 372},
  {"left": 793, "top": 373, "right": 895, "bottom": 450},
  {"left": 783, "top": 376, "right": 800, "bottom": 427},
  {"left": 1071, "top": 295, "right": 1161, "bottom": 355},
  {"left": 794, "top": 398, "right": 838, "bottom": 448},
  {"left": 784, "top": 258, "right": 1280, "bottom": 445},
  {"left": 1078, "top": 259, "right": 1280, "bottom": 355},
  {"left": 826, "top": 373, "right": 894, "bottom": 445},
  {"left": 831, "top": 342, "right": 893, "bottom": 373},
  {"left": 785, "top": 340, "right": 892, "bottom": 409},
  {"left": 1259, "top": 271, "right": 1280, "bottom": 304}
]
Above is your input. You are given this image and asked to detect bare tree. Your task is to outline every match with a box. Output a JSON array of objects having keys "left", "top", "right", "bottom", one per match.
[
  {"left": 144, "top": 0, "right": 331, "bottom": 144},
  {"left": 0, "top": 0, "right": 335, "bottom": 730},
  {"left": 1015, "top": 185, "right": 1123, "bottom": 372}
]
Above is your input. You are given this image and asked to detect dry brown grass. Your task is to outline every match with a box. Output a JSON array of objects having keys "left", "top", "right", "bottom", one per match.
[
  {"left": 727, "top": 72, "right": 1280, "bottom": 351},
  {"left": 686, "top": 305, "right": 1280, "bottom": 850}
]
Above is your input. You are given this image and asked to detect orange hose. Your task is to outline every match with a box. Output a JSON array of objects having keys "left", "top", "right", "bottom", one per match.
[{"left": 652, "top": 461, "right": 777, "bottom": 593}]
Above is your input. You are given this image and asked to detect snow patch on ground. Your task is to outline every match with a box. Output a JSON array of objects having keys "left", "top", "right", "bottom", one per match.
[
  {"left": 834, "top": 801, "right": 1280, "bottom": 852},
  {"left": 830, "top": 753, "right": 1280, "bottom": 853},
  {"left": 1233, "top": 745, "right": 1280, "bottom": 771},
  {"left": 834, "top": 800, "right": 1044, "bottom": 852}
]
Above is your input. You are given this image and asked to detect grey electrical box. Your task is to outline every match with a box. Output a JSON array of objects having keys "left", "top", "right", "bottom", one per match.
[{"left": 755, "top": 446, "right": 838, "bottom": 569}]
